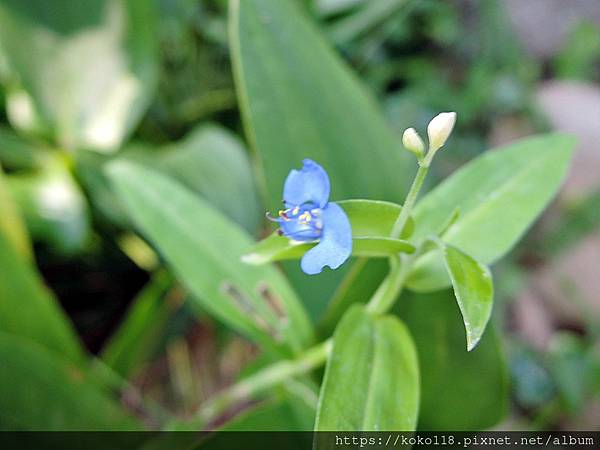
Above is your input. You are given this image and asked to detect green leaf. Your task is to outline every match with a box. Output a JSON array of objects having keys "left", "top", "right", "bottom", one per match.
[
  {"left": 158, "top": 124, "right": 262, "bottom": 234},
  {"left": 437, "top": 241, "right": 494, "bottom": 351},
  {"left": 407, "top": 134, "right": 575, "bottom": 291},
  {"left": 107, "top": 161, "right": 313, "bottom": 356},
  {"left": 100, "top": 270, "right": 175, "bottom": 378},
  {"left": 0, "top": 164, "right": 31, "bottom": 259},
  {"left": 396, "top": 290, "right": 508, "bottom": 430},
  {"left": 77, "top": 124, "right": 262, "bottom": 233},
  {"left": 0, "top": 333, "right": 141, "bottom": 430},
  {"left": 315, "top": 305, "right": 419, "bottom": 431},
  {"left": 0, "top": 179, "right": 84, "bottom": 362},
  {"left": 8, "top": 161, "right": 91, "bottom": 255},
  {"left": 0, "top": 126, "right": 48, "bottom": 170},
  {"left": 0, "top": 0, "right": 158, "bottom": 152},
  {"left": 230, "top": 0, "right": 411, "bottom": 212},
  {"left": 328, "top": 0, "right": 412, "bottom": 45},
  {"left": 219, "top": 396, "right": 314, "bottom": 431},
  {"left": 243, "top": 199, "right": 415, "bottom": 264},
  {"left": 548, "top": 332, "right": 590, "bottom": 414}
]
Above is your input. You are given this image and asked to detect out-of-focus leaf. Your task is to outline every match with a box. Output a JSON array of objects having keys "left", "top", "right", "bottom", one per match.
[
  {"left": 100, "top": 270, "right": 175, "bottom": 379},
  {"left": 543, "top": 188, "right": 600, "bottom": 256},
  {"left": 4, "top": 88, "right": 50, "bottom": 137},
  {"left": 230, "top": 0, "right": 411, "bottom": 212},
  {"left": 315, "top": 306, "right": 419, "bottom": 432},
  {"left": 315, "top": 0, "right": 366, "bottom": 16},
  {"left": 0, "top": 194, "right": 84, "bottom": 362},
  {"left": 0, "top": 164, "right": 30, "bottom": 259},
  {"left": 158, "top": 124, "right": 261, "bottom": 234},
  {"left": 146, "top": 394, "right": 315, "bottom": 450},
  {"left": 243, "top": 200, "right": 415, "bottom": 265},
  {"left": 107, "top": 161, "right": 313, "bottom": 356},
  {"left": 554, "top": 20, "right": 600, "bottom": 81},
  {"left": 77, "top": 124, "right": 261, "bottom": 233},
  {"left": 0, "top": 333, "right": 141, "bottom": 430},
  {"left": 219, "top": 396, "right": 314, "bottom": 431},
  {"left": 437, "top": 242, "right": 494, "bottom": 351},
  {"left": 407, "top": 134, "right": 575, "bottom": 291},
  {"left": 0, "top": 126, "right": 48, "bottom": 170},
  {"left": 510, "top": 347, "right": 555, "bottom": 409},
  {"left": 328, "top": 0, "right": 412, "bottom": 45},
  {"left": 0, "top": 0, "right": 158, "bottom": 152},
  {"left": 397, "top": 290, "right": 508, "bottom": 430},
  {"left": 8, "top": 162, "right": 91, "bottom": 255},
  {"left": 548, "top": 332, "right": 590, "bottom": 414}
]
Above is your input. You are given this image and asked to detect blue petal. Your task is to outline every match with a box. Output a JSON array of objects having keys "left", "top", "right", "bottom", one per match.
[
  {"left": 301, "top": 203, "right": 352, "bottom": 275},
  {"left": 283, "top": 159, "right": 330, "bottom": 208}
]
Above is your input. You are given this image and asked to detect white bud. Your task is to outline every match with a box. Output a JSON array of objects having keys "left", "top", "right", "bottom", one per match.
[
  {"left": 402, "top": 127, "right": 425, "bottom": 157},
  {"left": 427, "top": 112, "right": 456, "bottom": 152}
]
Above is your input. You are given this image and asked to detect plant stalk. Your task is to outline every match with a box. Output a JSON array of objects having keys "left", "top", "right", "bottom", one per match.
[
  {"left": 390, "top": 163, "right": 429, "bottom": 239},
  {"left": 190, "top": 339, "right": 332, "bottom": 428}
]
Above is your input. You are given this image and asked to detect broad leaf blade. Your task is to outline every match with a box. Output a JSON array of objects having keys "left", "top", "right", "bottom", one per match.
[
  {"left": 230, "top": 0, "right": 411, "bottom": 211},
  {"left": 0, "top": 169, "right": 84, "bottom": 362},
  {"left": 107, "top": 161, "right": 313, "bottom": 355},
  {"left": 0, "top": 333, "right": 141, "bottom": 431},
  {"left": 158, "top": 124, "right": 262, "bottom": 234},
  {"left": 396, "top": 290, "right": 508, "bottom": 430},
  {"left": 315, "top": 306, "right": 419, "bottom": 432},
  {"left": 0, "top": 164, "right": 30, "bottom": 259},
  {"left": 440, "top": 243, "right": 493, "bottom": 351},
  {"left": 243, "top": 199, "right": 415, "bottom": 264},
  {"left": 408, "top": 134, "right": 575, "bottom": 291},
  {"left": 0, "top": 126, "right": 48, "bottom": 171},
  {"left": 336, "top": 200, "right": 414, "bottom": 238},
  {"left": 0, "top": 0, "right": 158, "bottom": 152}
]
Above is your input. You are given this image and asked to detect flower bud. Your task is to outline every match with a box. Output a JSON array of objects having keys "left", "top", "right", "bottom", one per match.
[
  {"left": 427, "top": 112, "right": 456, "bottom": 152},
  {"left": 402, "top": 127, "right": 425, "bottom": 158}
]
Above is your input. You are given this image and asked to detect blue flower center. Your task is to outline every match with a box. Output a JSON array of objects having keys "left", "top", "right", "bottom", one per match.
[{"left": 276, "top": 203, "right": 323, "bottom": 241}]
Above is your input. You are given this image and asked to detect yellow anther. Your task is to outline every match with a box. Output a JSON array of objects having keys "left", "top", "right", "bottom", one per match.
[
  {"left": 292, "top": 206, "right": 300, "bottom": 215},
  {"left": 298, "top": 211, "right": 312, "bottom": 224},
  {"left": 278, "top": 209, "right": 291, "bottom": 221}
]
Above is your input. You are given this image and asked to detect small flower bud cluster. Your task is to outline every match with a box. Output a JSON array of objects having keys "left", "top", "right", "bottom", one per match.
[{"left": 401, "top": 112, "right": 456, "bottom": 164}]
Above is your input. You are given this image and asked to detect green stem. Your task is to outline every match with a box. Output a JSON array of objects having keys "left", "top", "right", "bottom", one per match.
[
  {"left": 365, "top": 255, "right": 407, "bottom": 314},
  {"left": 190, "top": 339, "right": 332, "bottom": 427},
  {"left": 390, "top": 163, "right": 429, "bottom": 239}
]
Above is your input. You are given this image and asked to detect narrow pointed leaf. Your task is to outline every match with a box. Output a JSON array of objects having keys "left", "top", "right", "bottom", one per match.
[
  {"left": 438, "top": 242, "right": 494, "bottom": 351},
  {"left": 315, "top": 306, "right": 419, "bottom": 432},
  {"left": 107, "top": 161, "right": 313, "bottom": 356}
]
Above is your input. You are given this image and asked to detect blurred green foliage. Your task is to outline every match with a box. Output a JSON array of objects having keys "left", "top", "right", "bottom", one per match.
[{"left": 0, "top": 0, "right": 597, "bottom": 438}]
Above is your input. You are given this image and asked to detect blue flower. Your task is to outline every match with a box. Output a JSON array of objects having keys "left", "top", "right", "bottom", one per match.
[{"left": 268, "top": 159, "right": 352, "bottom": 275}]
